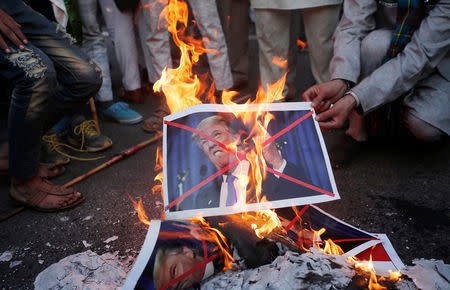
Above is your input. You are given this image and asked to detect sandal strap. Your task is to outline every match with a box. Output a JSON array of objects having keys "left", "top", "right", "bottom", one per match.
[
  {"left": 26, "top": 188, "right": 50, "bottom": 208},
  {"left": 39, "top": 179, "right": 73, "bottom": 196}
]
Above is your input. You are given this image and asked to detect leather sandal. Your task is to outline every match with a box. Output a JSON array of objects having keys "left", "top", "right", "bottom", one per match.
[
  {"left": 142, "top": 103, "right": 170, "bottom": 133},
  {"left": 9, "top": 177, "right": 85, "bottom": 212}
]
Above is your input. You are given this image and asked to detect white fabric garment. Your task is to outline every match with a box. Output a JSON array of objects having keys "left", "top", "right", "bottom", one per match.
[{"left": 50, "top": 0, "right": 68, "bottom": 27}]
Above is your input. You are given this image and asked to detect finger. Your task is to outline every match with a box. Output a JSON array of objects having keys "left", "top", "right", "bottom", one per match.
[
  {"left": 0, "top": 35, "right": 11, "bottom": 53},
  {"left": 321, "top": 101, "right": 332, "bottom": 110},
  {"left": 319, "top": 120, "right": 338, "bottom": 130},
  {"left": 310, "top": 90, "right": 329, "bottom": 109},
  {"left": 302, "top": 86, "right": 318, "bottom": 102},
  {"left": 317, "top": 100, "right": 331, "bottom": 112},
  {"left": 319, "top": 125, "right": 333, "bottom": 132},
  {"left": 7, "top": 22, "right": 27, "bottom": 44},
  {"left": 315, "top": 107, "right": 336, "bottom": 122},
  {"left": 2, "top": 27, "right": 25, "bottom": 50},
  {"left": 5, "top": 20, "right": 27, "bottom": 45}
]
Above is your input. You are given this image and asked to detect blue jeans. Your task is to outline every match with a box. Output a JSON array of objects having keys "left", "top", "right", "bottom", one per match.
[
  {"left": 0, "top": 0, "right": 102, "bottom": 180},
  {"left": 78, "top": 0, "right": 114, "bottom": 103}
]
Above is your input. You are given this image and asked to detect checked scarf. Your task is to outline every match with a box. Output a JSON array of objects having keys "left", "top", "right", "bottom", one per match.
[{"left": 368, "top": 0, "right": 428, "bottom": 137}]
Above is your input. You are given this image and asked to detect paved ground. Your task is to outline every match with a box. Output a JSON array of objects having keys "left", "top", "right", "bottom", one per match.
[{"left": 0, "top": 29, "right": 449, "bottom": 289}]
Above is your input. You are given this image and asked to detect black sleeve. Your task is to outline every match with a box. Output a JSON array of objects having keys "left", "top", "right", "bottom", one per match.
[{"left": 263, "top": 162, "right": 318, "bottom": 201}]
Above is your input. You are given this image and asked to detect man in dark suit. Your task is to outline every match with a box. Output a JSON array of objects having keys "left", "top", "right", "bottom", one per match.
[{"left": 191, "top": 115, "right": 318, "bottom": 209}]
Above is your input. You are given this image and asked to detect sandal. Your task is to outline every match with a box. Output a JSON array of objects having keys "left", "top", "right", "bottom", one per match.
[
  {"left": 142, "top": 105, "right": 170, "bottom": 133},
  {"left": 9, "top": 177, "right": 85, "bottom": 212}
]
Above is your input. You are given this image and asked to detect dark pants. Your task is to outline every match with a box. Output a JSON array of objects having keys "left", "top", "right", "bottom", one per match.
[{"left": 0, "top": 0, "right": 102, "bottom": 180}]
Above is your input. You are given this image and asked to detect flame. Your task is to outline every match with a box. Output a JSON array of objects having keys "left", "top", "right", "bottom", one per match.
[
  {"left": 347, "top": 246, "right": 402, "bottom": 289},
  {"left": 354, "top": 255, "right": 386, "bottom": 290},
  {"left": 296, "top": 39, "right": 307, "bottom": 51},
  {"left": 140, "top": 0, "right": 290, "bottom": 246},
  {"left": 129, "top": 196, "right": 151, "bottom": 226},
  {"left": 152, "top": 0, "right": 289, "bottom": 212},
  {"left": 132, "top": 6, "right": 398, "bottom": 290},
  {"left": 244, "top": 208, "right": 283, "bottom": 239},
  {"left": 153, "top": 0, "right": 216, "bottom": 114},
  {"left": 272, "top": 56, "right": 287, "bottom": 69},
  {"left": 153, "top": 146, "right": 163, "bottom": 198},
  {"left": 389, "top": 270, "right": 402, "bottom": 281},
  {"left": 311, "top": 228, "right": 344, "bottom": 255},
  {"left": 190, "top": 217, "right": 234, "bottom": 270}
]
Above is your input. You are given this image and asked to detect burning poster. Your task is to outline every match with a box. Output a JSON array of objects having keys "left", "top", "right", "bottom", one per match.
[
  {"left": 124, "top": 206, "right": 404, "bottom": 289},
  {"left": 163, "top": 102, "right": 339, "bottom": 219}
]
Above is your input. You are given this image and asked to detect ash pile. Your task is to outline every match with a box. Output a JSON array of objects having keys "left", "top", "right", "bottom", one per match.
[{"left": 32, "top": 248, "right": 450, "bottom": 289}]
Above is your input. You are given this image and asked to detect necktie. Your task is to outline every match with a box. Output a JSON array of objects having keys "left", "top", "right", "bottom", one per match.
[{"left": 226, "top": 175, "right": 237, "bottom": 206}]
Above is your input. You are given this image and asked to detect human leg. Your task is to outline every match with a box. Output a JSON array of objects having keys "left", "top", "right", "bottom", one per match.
[
  {"left": 0, "top": 0, "right": 99, "bottom": 210},
  {"left": 78, "top": 0, "right": 113, "bottom": 103},
  {"left": 302, "top": 4, "right": 341, "bottom": 84},
  {"left": 100, "top": 0, "right": 142, "bottom": 92},
  {"left": 403, "top": 110, "right": 444, "bottom": 141},
  {"left": 0, "top": 42, "right": 84, "bottom": 211},
  {"left": 187, "top": 0, "right": 233, "bottom": 90},
  {"left": 345, "top": 29, "right": 391, "bottom": 141},
  {"left": 217, "top": 0, "right": 250, "bottom": 87},
  {"left": 254, "top": 9, "right": 290, "bottom": 95},
  {"left": 403, "top": 71, "right": 449, "bottom": 141},
  {"left": 138, "top": 0, "right": 172, "bottom": 83}
]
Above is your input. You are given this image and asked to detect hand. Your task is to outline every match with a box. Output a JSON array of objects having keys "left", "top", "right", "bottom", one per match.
[
  {"left": 0, "top": 9, "right": 28, "bottom": 53},
  {"left": 261, "top": 136, "right": 284, "bottom": 169},
  {"left": 302, "top": 79, "right": 348, "bottom": 111},
  {"left": 315, "top": 94, "right": 357, "bottom": 130}
]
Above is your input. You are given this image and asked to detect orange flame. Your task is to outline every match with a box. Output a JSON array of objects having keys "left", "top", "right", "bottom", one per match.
[
  {"left": 243, "top": 208, "right": 283, "bottom": 239},
  {"left": 389, "top": 270, "right": 402, "bottom": 281},
  {"left": 272, "top": 56, "right": 287, "bottom": 69},
  {"left": 297, "top": 39, "right": 307, "bottom": 51},
  {"left": 311, "top": 228, "right": 344, "bottom": 255},
  {"left": 153, "top": 146, "right": 163, "bottom": 198},
  {"left": 140, "top": 0, "right": 290, "bottom": 243},
  {"left": 191, "top": 217, "right": 234, "bottom": 270},
  {"left": 348, "top": 246, "right": 402, "bottom": 289},
  {"left": 129, "top": 196, "right": 151, "bottom": 226},
  {"left": 154, "top": 0, "right": 216, "bottom": 114}
]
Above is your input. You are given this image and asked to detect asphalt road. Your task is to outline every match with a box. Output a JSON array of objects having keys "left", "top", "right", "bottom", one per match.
[{"left": 0, "top": 35, "right": 449, "bottom": 290}]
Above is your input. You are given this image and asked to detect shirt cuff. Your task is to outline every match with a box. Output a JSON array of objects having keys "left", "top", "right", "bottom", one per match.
[
  {"left": 345, "top": 90, "right": 360, "bottom": 107},
  {"left": 273, "top": 159, "right": 287, "bottom": 178}
]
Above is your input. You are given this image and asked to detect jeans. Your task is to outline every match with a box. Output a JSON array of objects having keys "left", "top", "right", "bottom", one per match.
[
  {"left": 77, "top": 0, "right": 113, "bottom": 103},
  {"left": 0, "top": 0, "right": 102, "bottom": 180}
]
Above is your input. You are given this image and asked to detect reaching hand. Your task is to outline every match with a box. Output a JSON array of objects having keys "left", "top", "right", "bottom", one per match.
[
  {"left": 0, "top": 8, "right": 28, "bottom": 53},
  {"left": 315, "top": 94, "right": 357, "bottom": 130},
  {"left": 302, "top": 79, "right": 348, "bottom": 111}
]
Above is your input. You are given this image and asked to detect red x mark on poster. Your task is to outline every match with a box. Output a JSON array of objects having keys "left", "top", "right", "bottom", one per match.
[{"left": 164, "top": 110, "right": 334, "bottom": 211}]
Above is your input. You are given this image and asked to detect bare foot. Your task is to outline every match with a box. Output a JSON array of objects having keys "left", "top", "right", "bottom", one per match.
[{"left": 10, "top": 176, "right": 84, "bottom": 212}]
